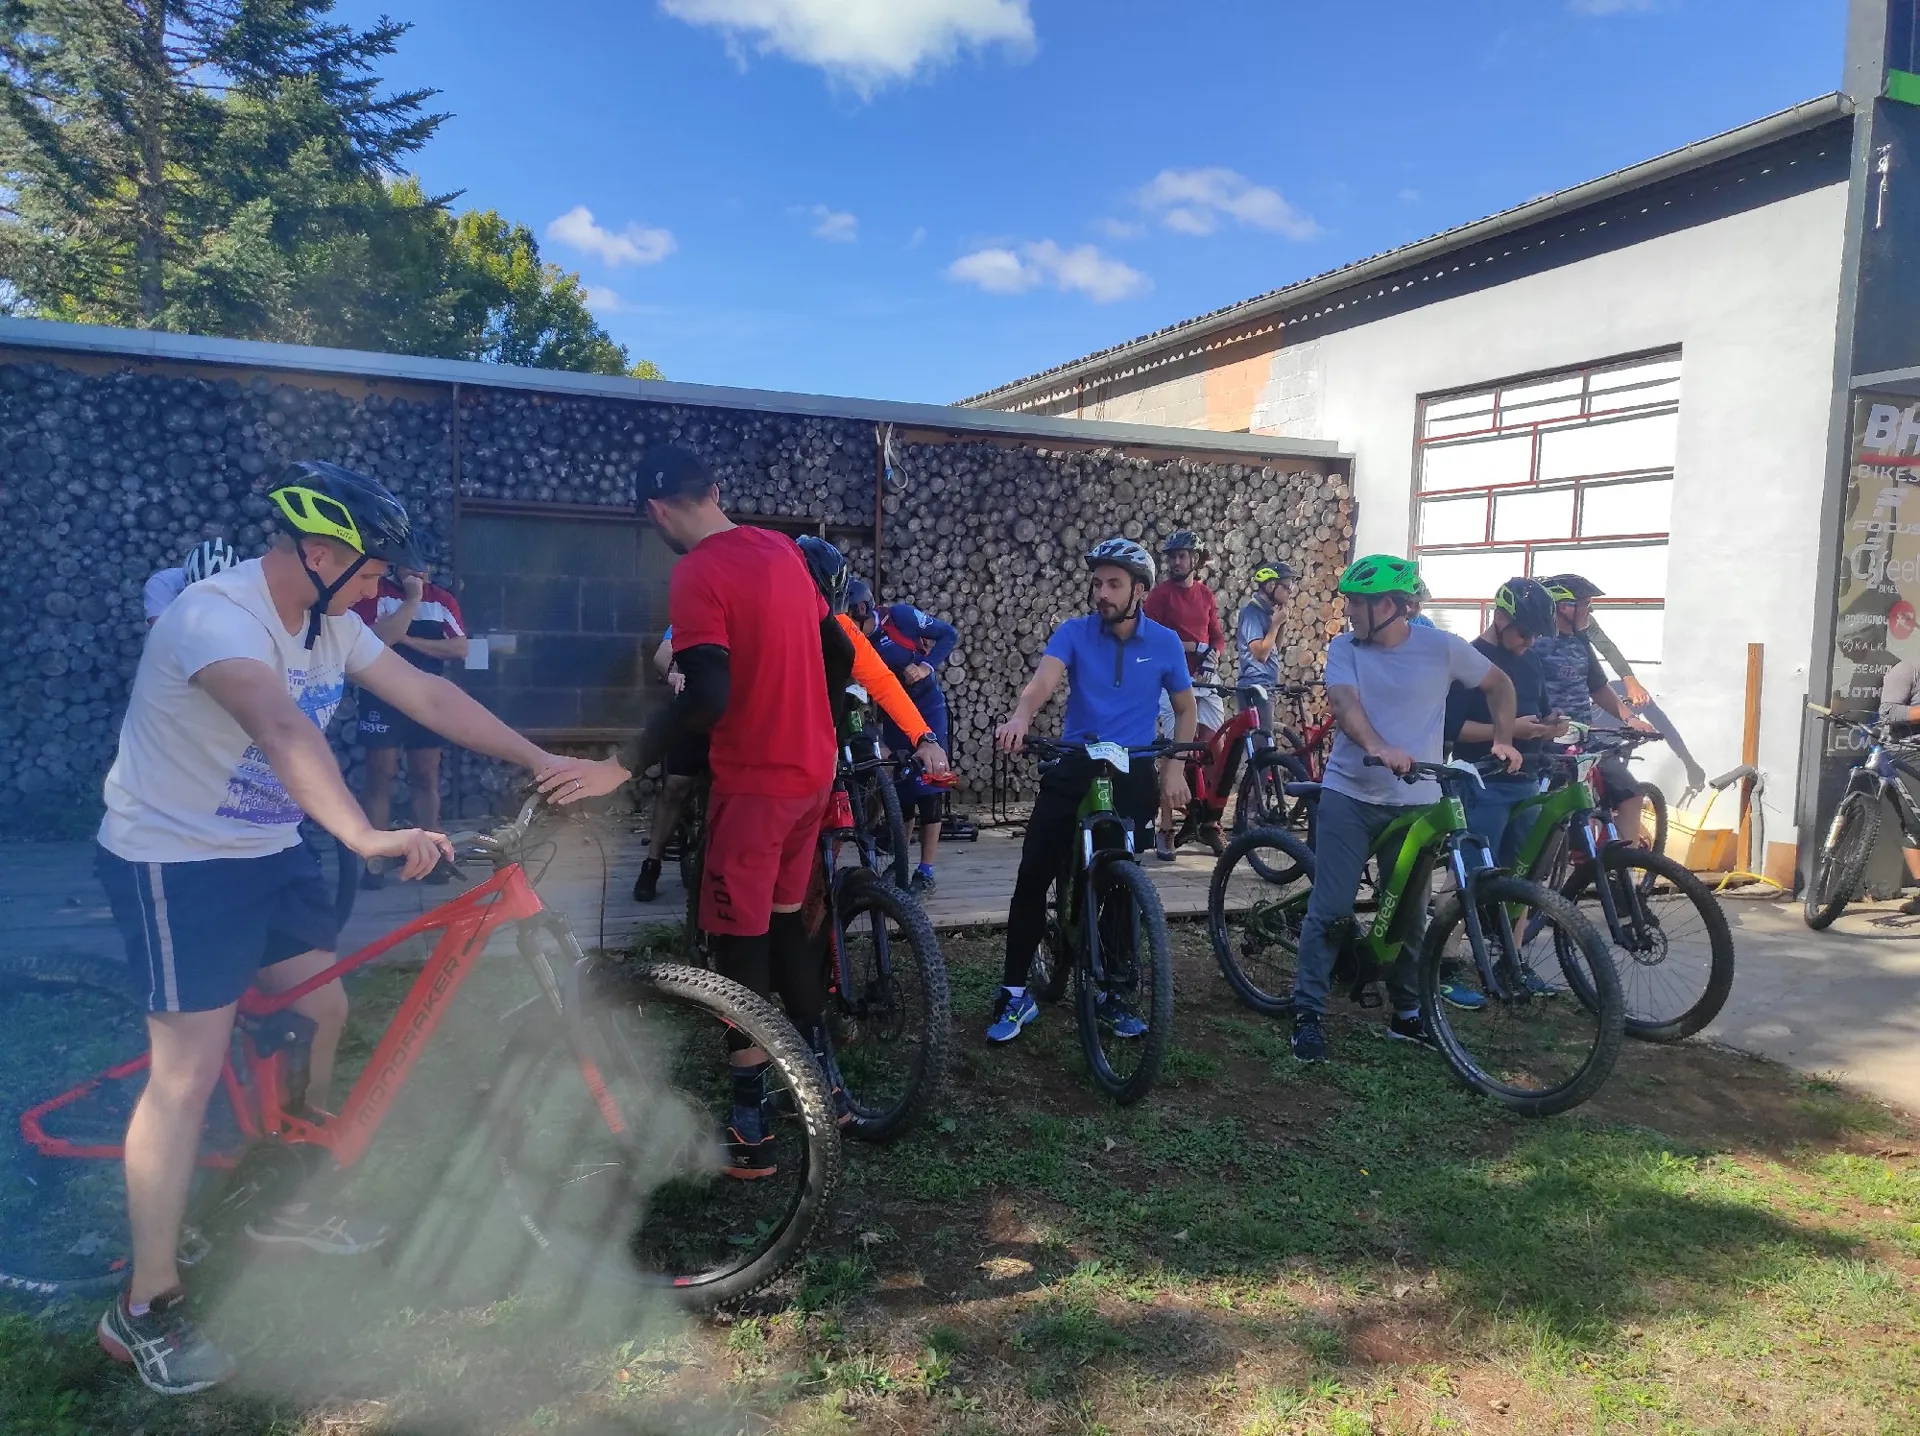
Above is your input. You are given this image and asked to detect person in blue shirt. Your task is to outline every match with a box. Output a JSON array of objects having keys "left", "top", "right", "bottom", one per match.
[
  {"left": 872, "top": 600, "right": 958, "bottom": 895},
  {"left": 988, "top": 538, "right": 1195, "bottom": 1044}
]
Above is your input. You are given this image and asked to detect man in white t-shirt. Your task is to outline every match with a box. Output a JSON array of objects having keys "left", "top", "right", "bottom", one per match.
[{"left": 93, "top": 461, "right": 601, "bottom": 1397}]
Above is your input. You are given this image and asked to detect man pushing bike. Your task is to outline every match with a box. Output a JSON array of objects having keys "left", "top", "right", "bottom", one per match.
[
  {"left": 1287, "top": 554, "right": 1521, "bottom": 1064},
  {"left": 93, "top": 461, "right": 602, "bottom": 1395},
  {"left": 989, "top": 538, "right": 1196, "bottom": 1043}
]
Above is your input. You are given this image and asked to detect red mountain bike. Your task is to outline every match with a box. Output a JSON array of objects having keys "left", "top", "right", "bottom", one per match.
[{"left": 0, "top": 796, "right": 842, "bottom": 1308}]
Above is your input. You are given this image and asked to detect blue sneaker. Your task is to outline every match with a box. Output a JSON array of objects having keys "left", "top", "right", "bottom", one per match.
[
  {"left": 1521, "top": 967, "right": 1559, "bottom": 998},
  {"left": 986, "top": 987, "right": 1039, "bottom": 1043},
  {"left": 1440, "top": 980, "right": 1488, "bottom": 1011},
  {"left": 1096, "top": 992, "right": 1148, "bottom": 1039}
]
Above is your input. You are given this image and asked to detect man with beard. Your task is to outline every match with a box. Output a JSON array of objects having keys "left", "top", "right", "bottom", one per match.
[{"left": 987, "top": 538, "right": 1195, "bottom": 1044}]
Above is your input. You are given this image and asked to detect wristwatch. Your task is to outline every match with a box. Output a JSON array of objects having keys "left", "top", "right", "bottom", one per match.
[{"left": 913, "top": 733, "right": 938, "bottom": 750}]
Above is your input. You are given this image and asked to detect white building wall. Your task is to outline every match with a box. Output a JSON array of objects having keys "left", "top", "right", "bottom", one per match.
[{"left": 1289, "top": 183, "right": 1848, "bottom": 829}]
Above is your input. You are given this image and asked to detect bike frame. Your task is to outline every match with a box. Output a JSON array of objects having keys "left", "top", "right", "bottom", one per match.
[
  {"left": 22, "top": 861, "right": 564, "bottom": 1173},
  {"left": 1051, "top": 760, "right": 1141, "bottom": 989},
  {"left": 1283, "top": 686, "right": 1335, "bottom": 783}
]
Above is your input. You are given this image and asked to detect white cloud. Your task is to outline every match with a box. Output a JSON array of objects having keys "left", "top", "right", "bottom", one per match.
[
  {"left": 798, "top": 203, "right": 858, "bottom": 242},
  {"left": 1568, "top": 0, "right": 1658, "bottom": 12},
  {"left": 1135, "top": 167, "right": 1320, "bottom": 241},
  {"left": 582, "top": 285, "right": 625, "bottom": 312},
  {"left": 546, "top": 206, "right": 676, "bottom": 267},
  {"left": 661, "top": 0, "right": 1034, "bottom": 91},
  {"left": 946, "top": 240, "right": 1148, "bottom": 303},
  {"left": 1093, "top": 216, "right": 1144, "bottom": 240}
]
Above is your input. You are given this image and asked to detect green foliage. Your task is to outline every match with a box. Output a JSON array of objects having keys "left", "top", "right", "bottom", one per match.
[{"left": 0, "top": 1, "right": 655, "bottom": 377}]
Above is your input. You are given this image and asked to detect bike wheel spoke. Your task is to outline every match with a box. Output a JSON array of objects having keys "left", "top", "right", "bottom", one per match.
[
  {"left": 1565, "top": 852, "right": 1735, "bottom": 1040},
  {"left": 831, "top": 878, "right": 950, "bottom": 1142}
]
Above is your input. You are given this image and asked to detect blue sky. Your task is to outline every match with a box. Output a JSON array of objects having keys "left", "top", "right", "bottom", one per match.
[{"left": 330, "top": 0, "right": 1846, "bottom": 403}]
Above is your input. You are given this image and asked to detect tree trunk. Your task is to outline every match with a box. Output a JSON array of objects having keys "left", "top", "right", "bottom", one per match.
[{"left": 134, "top": 2, "right": 169, "bottom": 322}]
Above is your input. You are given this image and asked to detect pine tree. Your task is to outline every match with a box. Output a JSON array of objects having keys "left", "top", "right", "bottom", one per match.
[{"left": 0, "top": 0, "right": 443, "bottom": 329}]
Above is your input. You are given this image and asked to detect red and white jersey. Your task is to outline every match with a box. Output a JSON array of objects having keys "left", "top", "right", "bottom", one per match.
[{"left": 351, "top": 578, "right": 466, "bottom": 675}]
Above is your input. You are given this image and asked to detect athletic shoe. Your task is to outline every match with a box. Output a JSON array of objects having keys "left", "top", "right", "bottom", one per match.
[
  {"left": 1521, "top": 968, "right": 1559, "bottom": 998},
  {"left": 1899, "top": 895, "right": 1920, "bottom": 916},
  {"left": 1198, "top": 825, "right": 1226, "bottom": 856},
  {"left": 1154, "top": 832, "right": 1175, "bottom": 862},
  {"left": 1439, "top": 981, "right": 1488, "bottom": 1011},
  {"left": 244, "top": 1207, "right": 391, "bottom": 1255},
  {"left": 986, "top": 987, "right": 1039, "bottom": 1043},
  {"left": 1096, "top": 992, "right": 1148, "bottom": 1039},
  {"left": 98, "top": 1289, "right": 235, "bottom": 1396},
  {"left": 723, "top": 1102, "right": 777, "bottom": 1180},
  {"left": 632, "top": 859, "right": 662, "bottom": 904},
  {"left": 1291, "top": 1012, "right": 1329, "bottom": 1063},
  {"left": 908, "top": 867, "right": 936, "bottom": 896},
  {"left": 1387, "top": 1013, "right": 1439, "bottom": 1050}
]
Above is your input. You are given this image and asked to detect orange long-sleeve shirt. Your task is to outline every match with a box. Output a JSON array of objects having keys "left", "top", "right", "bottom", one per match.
[{"left": 836, "top": 613, "right": 930, "bottom": 740}]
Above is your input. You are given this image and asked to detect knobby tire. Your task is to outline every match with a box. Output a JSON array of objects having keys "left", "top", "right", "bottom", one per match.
[
  {"left": 1804, "top": 791, "right": 1878, "bottom": 930},
  {"left": 828, "top": 870, "right": 951, "bottom": 1143},
  {"left": 1075, "top": 858, "right": 1174, "bottom": 1106},
  {"left": 1207, "top": 825, "right": 1315, "bottom": 1016}
]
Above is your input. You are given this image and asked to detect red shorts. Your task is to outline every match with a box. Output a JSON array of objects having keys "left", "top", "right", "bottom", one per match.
[{"left": 701, "top": 786, "right": 831, "bottom": 936}]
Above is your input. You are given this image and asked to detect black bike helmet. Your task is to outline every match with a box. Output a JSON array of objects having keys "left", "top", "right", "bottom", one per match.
[
  {"left": 795, "top": 534, "right": 850, "bottom": 612},
  {"left": 1494, "top": 576, "right": 1556, "bottom": 639},
  {"left": 1252, "top": 560, "right": 1297, "bottom": 585},
  {"left": 1084, "top": 537, "right": 1155, "bottom": 587},
  {"left": 268, "top": 460, "right": 422, "bottom": 647},
  {"left": 845, "top": 577, "right": 873, "bottom": 614},
  {"left": 1543, "top": 573, "right": 1604, "bottom": 602},
  {"left": 1162, "top": 529, "right": 1202, "bottom": 556}
]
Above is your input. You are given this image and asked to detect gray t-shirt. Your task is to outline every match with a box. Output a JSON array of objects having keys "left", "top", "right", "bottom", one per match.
[
  {"left": 1321, "top": 626, "right": 1493, "bottom": 806},
  {"left": 1880, "top": 659, "right": 1920, "bottom": 724},
  {"left": 1236, "top": 598, "right": 1281, "bottom": 689}
]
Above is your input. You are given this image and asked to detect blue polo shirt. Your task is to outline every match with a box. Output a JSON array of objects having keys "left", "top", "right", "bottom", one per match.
[{"left": 1044, "top": 613, "right": 1191, "bottom": 747}]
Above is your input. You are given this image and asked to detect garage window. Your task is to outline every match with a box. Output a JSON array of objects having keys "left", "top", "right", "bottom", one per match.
[{"left": 1412, "top": 353, "right": 1678, "bottom": 684}]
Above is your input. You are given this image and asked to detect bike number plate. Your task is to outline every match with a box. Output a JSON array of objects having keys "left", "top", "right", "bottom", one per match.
[{"left": 1085, "top": 741, "right": 1129, "bottom": 772}]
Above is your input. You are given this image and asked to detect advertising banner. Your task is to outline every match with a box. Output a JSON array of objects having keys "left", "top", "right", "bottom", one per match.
[{"left": 1828, "top": 391, "right": 1920, "bottom": 748}]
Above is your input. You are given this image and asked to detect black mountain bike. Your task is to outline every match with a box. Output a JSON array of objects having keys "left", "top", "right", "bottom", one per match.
[
  {"left": 1020, "top": 736, "right": 1206, "bottom": 1104},
  {"left": 1803, "top": 702, "right": 1920, "bottom": 928}
]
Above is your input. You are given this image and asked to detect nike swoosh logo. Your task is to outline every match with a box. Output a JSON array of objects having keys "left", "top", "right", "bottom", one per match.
[{"left": 1135, "top": 657, "right": 1152, "bottom": 663}]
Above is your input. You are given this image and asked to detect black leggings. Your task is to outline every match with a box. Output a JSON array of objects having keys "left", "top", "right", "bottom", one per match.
[
  {"left": 1003, "top": 753, "right": 1159, "bottom": 988},
  {"left": 712, "top": 910, "right": 831, "bottom": 1044}
]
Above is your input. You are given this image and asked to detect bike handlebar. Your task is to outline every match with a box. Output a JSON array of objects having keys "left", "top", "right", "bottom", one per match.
[
  {"left": 1362, "top": 754, "right": 1511, "bottom": 787},
  {"left": 1018, "top": 736, "right": 1210, "bottom": 763},
  {"left": 366, "top": 791, "right": 548, "bottom": 879}
]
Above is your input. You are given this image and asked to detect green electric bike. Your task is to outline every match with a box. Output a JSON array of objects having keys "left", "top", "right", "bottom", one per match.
[
  {"left": 1503, "top": 731, "right": 1734, "bottom": 1042},
  {"left": 1021, "top": 736, "right": 1207, "bottom": 1105},
  {"left": 1208, "top": 756, "right": 1625, "bottom": 1115}
]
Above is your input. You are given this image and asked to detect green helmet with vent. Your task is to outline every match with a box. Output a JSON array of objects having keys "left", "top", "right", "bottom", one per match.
[{"left": 1336, "top": 554, "right": 1422, "bottom": 597}]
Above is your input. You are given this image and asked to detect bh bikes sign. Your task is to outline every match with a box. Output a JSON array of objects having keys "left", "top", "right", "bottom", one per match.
[{"left": 1828, "top": 393, "right": 1920, "bottom": 748}]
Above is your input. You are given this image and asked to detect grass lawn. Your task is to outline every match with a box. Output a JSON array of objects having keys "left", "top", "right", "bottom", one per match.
[{"left": 3, "top": 919, "right": 1917, "bottom": 1435}]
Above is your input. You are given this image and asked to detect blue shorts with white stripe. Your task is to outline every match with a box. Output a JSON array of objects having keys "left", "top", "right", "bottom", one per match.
[{"left": 93, "top": 841, "right": 338, "bottom": 1013}]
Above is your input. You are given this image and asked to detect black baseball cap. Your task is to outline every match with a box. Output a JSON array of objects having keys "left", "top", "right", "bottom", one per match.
[{"left": 635, "top": 444, "right": 715, "bottom": 507}]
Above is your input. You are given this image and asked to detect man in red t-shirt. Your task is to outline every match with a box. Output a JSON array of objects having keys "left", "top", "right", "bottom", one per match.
[
  {"left": 1141, "top": 530, "right": 1226, "bottom": 857},
  {"left": 351, "top": 566, "right": 469, "bottom": 884},
  {"left": 556, "top": 445, "right": 845, "bottom": 1179}
]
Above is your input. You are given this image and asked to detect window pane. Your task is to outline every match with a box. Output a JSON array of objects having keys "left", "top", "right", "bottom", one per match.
[
  {"left": 1499, "top": 396, "right": 1584, "bottom": 427},
  {"left": 1537, "top": 412, "right": 1678, "bottom": 479},
  {"left": 1580, "top": 477, "right": 1673, "bottom": 537},
  {"left": 1420, "top": 434, "right": 1534, "bottom": 492},
  {"left": 1589, "top": 605, "right": 1666, "bottom": 667},
  {"left": 1418, "top": 548, "right": 1529, "bottom": 602},
  {"left": 1426, "top": 391, "right": 1496, "bottom": 422},
  {"left": 1423, "top": 605, "right": 1484, "bottom": 639},
  {"left": 1589, "top": 378, "right": 1681, "bottom": 412},
  {"left": 1530, "top": 542, "right": 1670, "bottom": 599},
  {"left": 1425, "top": 413, "right": 1493, "bottom": 439},
  {"left": 1418, "top": 494, "right": 1488, "bottom": 546},
  {"left": 1590, "top": 357, "right": 1682, "bottom": 393},
  {"left": 1501, "top": 376, "right": 1583, "bottom": 408},
  {"left": 1493, "top": 486, "right": 1576, "bottom": 541}
]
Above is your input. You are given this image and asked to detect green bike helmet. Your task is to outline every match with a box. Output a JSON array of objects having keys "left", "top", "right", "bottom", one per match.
[
  {"left": 1336, "top": 554, "right": 1422, "bottom": 597},
  {"left": 1494, "top": 576, "right": 1556, "bottom": 638}
]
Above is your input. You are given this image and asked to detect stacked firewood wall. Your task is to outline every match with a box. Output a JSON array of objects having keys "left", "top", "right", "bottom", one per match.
[{"left": 0, "top": 354, "right": 1350, "bottom": 833}]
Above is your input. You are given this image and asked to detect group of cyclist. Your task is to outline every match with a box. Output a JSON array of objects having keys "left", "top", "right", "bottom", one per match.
[{"left": 83, "top": 441, "right": 1658, "bottom": 1395}]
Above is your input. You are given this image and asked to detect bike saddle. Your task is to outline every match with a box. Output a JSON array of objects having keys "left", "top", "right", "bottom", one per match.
[{"left": 1283, "top": 781, "right": 1322, "bottom": 798}]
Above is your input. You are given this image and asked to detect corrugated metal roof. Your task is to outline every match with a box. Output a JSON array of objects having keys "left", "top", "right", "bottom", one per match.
[
  {"left": 958, "top": 93, "right": 1853, "bottom": 411},
  {"left": 0, "top": 316, "right": 1348, "bottom": 463}
]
